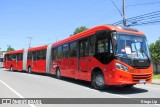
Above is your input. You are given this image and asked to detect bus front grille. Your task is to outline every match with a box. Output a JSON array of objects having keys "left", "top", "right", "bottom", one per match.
[{"left": 132, "top": 74, "right": 152, "bottom": 82}]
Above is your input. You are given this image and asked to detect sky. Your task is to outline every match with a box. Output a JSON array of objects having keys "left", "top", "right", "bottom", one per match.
[{"left": 0, "top": 0, "right": 160, "bottom": 51}]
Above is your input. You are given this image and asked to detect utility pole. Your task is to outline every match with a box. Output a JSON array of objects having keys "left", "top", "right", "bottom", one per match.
[
  {"left": 27, "top": 37, "right": 32, "bottom": 48},
  {"left": 122, "top": 0, "right": 126, "bottom": 26}
]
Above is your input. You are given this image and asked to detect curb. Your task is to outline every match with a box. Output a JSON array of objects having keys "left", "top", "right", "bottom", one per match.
[
  {"left": 149, "top": 80, "right": 160, "bottom": 85},
  {"left": 149, "top": 82, "right": 160, "bottom": 85}
]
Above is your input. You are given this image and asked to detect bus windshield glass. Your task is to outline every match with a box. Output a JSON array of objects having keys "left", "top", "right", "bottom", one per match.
[{"left": 113, "top": 33, "right": 150, "bottom": 59}]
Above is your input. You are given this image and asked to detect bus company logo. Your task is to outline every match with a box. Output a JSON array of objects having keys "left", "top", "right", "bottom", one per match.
[
  {"left": 140, "top": 69, "right": 144, "bottom": 73},
  {"left": 130, "top": 70, "right": 140, "bottom": 73},
  {"left": 2, "top": 99, "right": 11, "bottom": 104}
]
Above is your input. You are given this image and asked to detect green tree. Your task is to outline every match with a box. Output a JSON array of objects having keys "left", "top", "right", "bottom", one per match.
[
  {"left": 149, "top": 40, "right": 160, "bottom": 74},
  {"left": 70, "top": 26, "right": 88, "bottom": 36},
  {"left": 7, "top": 46, "right": 15, "bottom": 52}
]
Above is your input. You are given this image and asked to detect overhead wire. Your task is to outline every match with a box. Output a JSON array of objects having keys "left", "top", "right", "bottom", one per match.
[
  {"left": 127, "top": 1, "right": 160, "bottom": 7},
  {"left": 113, "top": 10, "right": 160, "bottom": 26}
]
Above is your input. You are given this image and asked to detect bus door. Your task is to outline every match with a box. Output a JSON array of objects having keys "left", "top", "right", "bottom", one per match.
[
  {"left": 7, "top": 55, "right": 11, "bottom": 68},
  {"left": 12, "top": 54, "right": 17, "bottom": 70},
  {"left": 16, "top": 53, "right": 23, "bottom": 71},
  {"left": 32, "top": 51, "right": 37, "bottom": 71},
  {"left": 68, "top": 41, "right": 77, "bottom": 78},
  {"left": 5, "top": 55, "right": 9, "bottom": 68},
  {"left": 78, "top": 38, "right": 90, "bottom": 80},
  {"left": 36, "top": 50, "right": 46, "bottom": 73},
  {"left": 15, "top": 54, "right": 18, "bottom": 70}
]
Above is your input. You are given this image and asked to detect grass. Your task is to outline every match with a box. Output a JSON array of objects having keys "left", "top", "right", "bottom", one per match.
[{"left": 152, "top": 74, "right": 160, "bottom": 79}]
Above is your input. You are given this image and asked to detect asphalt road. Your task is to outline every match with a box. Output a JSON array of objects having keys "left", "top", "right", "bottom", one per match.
[{"left": 0, "top": 68, "right": 160, "bottom": 107}]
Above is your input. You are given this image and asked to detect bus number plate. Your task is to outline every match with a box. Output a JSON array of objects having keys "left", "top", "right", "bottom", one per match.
[{"left": 139, "top": 79, "right": 146, "bottom": 83}]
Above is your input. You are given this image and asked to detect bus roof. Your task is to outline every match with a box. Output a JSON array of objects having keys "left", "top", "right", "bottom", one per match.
[
  {"left": 52, "top": 25, "right": 144, "bottom": 47},
  {"left": 5, "top": 49, "right": 24, "bottom": 55},
  {"left": 28, "top": 45, "right": 48, "bottom": 52}
]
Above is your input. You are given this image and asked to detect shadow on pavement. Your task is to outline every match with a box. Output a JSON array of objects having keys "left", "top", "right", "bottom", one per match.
[{"left": 3, "top": 69, "right": 148, "bottom": 95}]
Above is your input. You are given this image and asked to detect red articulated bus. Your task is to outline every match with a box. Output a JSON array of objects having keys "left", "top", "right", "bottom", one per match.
[
  {"left": 4, "top": 49, "right": 24, "bottom": 71},
  {"left": 4, "top": 25, "right": 153, "bottom": 90},
  {"left": 4, "top": 45, "right": 52, "bottom": 74},
  {"left": 27, "top": 45, "right": 48, "bottom": 73}
]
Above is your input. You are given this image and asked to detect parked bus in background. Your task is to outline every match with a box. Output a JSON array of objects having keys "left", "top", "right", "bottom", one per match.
[{"left": 4, "top": 25, "right": 153, "bottom": 90}]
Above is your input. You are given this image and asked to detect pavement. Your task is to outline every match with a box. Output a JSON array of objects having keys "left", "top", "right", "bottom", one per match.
[
  {"left": 151, "top": 79, "right": 160, "bottom": 85},
  {"left": 0, "top": 68, "right": 160, "bottom": 107}
]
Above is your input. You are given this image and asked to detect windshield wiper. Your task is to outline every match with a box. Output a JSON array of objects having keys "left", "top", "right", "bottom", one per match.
[{"left": 141, "top": 49, "right": 150, "bottom": 61}]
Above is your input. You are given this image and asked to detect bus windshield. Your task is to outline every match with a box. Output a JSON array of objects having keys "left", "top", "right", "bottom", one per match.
[{"left": 113, "top": 33, "right": 150, "bottom": 60}]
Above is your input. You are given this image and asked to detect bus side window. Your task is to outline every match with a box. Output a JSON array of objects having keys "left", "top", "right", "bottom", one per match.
[
  {"left": 8, "top": 55, "right": 10, "bottom": 61},
  {"left": 96, "top": 33, "right": 109, "bottom": 54},
  {"left": 20, "top": 53, "right": 23, "bottom": 60},
  {"left": 79, "top": 39, "right": 89, "bottom": 57},
  {"left": 36, "top": 51, "right": 41, "bottom": 60},
  {"left": 41, "top": 50, "right": 46, "bottom": 60},
  {"left": 52, "top": 48, "right": 57, "bottom": 60},
  {"left": 57, "top": 46, "right": 62, "bottom": 59},
  {"left": 33, "top": 51, "right": 37, "bottom": 60},
  {"left": 11, "top": 54, "right": 16, "bottom": 61},
  {"left": 5, "top": 55, "right": 8, "bottom": 61},
  {"left": 9, "top": 55, "right": 12, "bottom": 61},
  {"left": 63, "top": 44, "right": 69, "bottom": 58},
  {"left": 27, "top": 52, "right": 33, "bottom": 60},
  {"left": 89, "top": 35, "right": 95, "bottom": 56},
  {"left": 17, "top": 54, "right": 20, "bottom": 60},
  {"left": 69, "top": 41, "right": 77, "bottom": 57}
]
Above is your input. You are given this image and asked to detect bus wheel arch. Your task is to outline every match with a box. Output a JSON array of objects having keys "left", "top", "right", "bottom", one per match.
[
  {"left": 56, "top": 67, "right": 61, "bottom": 79},
  {"left": 10, "top": 65, "right": 13, "bottom": 71},
  {"left": 28, "top": 66, "right": 32, "bottom": 73},
  {"left": 91, "top": 67, "right": 106, "bottom": 90}
]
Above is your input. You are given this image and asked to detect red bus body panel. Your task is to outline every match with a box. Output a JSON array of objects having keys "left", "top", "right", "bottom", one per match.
[
  {"left": 27, "top": 45, "right": 47, "bottom": 73},
  {"left": 3, "top": 25, "right": 152, "bottom": 86},
  {"left": 51, "top": 25, "right": 152, "bottom": 86}
]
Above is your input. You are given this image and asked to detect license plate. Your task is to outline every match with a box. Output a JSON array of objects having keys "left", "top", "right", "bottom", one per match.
[{"left": 139, "top": 79, "right": 146, "bottom": 83}]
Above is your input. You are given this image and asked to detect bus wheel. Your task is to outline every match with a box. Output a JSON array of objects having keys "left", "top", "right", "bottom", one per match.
[
  {"left": 92, "top": 72, "right": 105, "bottom": 90},
  {"left": 56, "top": 68, "right": 61, "bottom": 79},
  {"left": 28, "top": 67, "right": 32, "bottom": 73},
  {"left": 10, "top": 66, "right": 13, "bottom": 71}
]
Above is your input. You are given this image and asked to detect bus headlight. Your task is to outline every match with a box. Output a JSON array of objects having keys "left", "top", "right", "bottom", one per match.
[{"left": 115, "top": 62, "right": 129, "bottom": 72}]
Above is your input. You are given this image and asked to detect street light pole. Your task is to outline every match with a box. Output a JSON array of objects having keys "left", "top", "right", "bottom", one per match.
[
  {"left": 27, "top": 37, "right": 32, "bottom": 48},
  {"left": 122, "top": 0, "right": 126, "bottom": 26}
]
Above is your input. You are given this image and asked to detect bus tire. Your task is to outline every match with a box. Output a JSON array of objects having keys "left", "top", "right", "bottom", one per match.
[
  {"left": 56, "top": 68, "right": 61, "bottom": 79},
  {"left": 92, "top": 71, "right": 106, "bottom": 90},
  {"left": 28, "top": 67, "right": 32, "bottom": 73},
  {"left": 10, "top": 66, "right": 13, "bottom": 71}
]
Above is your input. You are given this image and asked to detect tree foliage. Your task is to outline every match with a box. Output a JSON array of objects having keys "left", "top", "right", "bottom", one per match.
[
  {"left": 150, "top": 40, "right": 160, "bottom": 63},
  {"left": 7, "top": 46, "right": 15, "bottom": 52},
  {"left": 149, "top": 39, "right": 160, "bottom": 74},
  {"left": 70, "top": 26, "right": 88, "bottom": 36}
]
